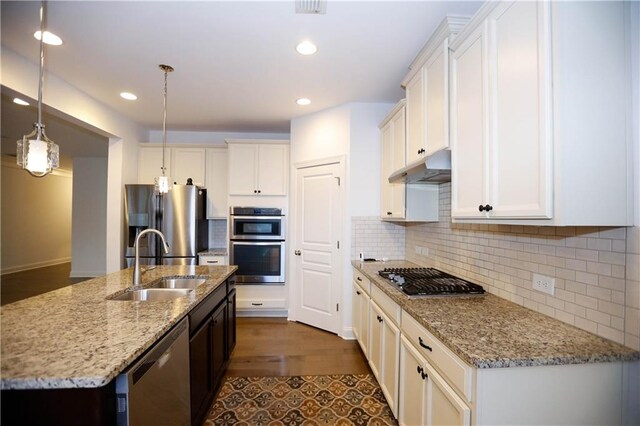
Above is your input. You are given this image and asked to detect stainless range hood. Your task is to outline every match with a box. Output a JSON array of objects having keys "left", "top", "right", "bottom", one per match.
[{"left": 388, "top": 150, "right": 451, "bottom": 184}]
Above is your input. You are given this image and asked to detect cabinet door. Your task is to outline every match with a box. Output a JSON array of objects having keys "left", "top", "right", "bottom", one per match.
[
  {"left": 399, "top": 336, "right": 427, "bottom": 426},
  {"left": 390, "top": 109, "right": 406, "bottom": 218},
  {"left": 380, "top": 309, "right": 400, "bottom": 418},
  {"left": 380, "top": 123, "right": 394, "bottom": 219},
  {"left": 369, "top": 302, "right": 383, "bottom": 380},
  {"left": 425, "top": 40, "right": 449, "bottom": 156},
  {"left": 352, "top": 282, "right": 363, "bottom": 341},
  {"left": 210, "top": 303, "right": 227, "bottom": 391},
  {"left": 488, "top": 1, "right": 552, "bottom": 218},
  {"left": 227, "top": 289, "right": 237, "bottom": 358},
  {"left": 172, "top": 148, "right": 206, "bottom": 186},
  {"left": 138, "top": 147, "right": 171, "bottom": 184},
  {"left": 257, "top": 144, "right": 288, "bottom": 195},
  {"left": 228, "top": 144, "right": 258, "bottom": 195},
  {"left": 405, "top": 70, "right": 425, "bottom": 163},
  {"left": 190, "top": 317, "right": 213, "bottom": 425},
  {"left": 450, "top": 24, "right": 488, "bottom": 219},
  {"left": 359, "top": 289, "right": 370, "bottom": 357},
  {"left": 205, "top": 149, "right": 228, "bottom": 218},
  {"left": 424, "top": 361, "right": 471, "bottom": 426}
]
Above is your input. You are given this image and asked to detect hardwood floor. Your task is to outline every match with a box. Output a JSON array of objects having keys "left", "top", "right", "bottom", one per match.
[
  {"left": 1, "top": 263, "right": 89, "bottom": 306},
  {"left": 226, "top": 317, "right": 371, "bottom": 377}
]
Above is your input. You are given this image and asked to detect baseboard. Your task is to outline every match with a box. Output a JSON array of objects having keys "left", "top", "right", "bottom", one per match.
[
  {"left": 341, "top": 327, "right": 355, "bottom": 340},
  {"left": 237, "top": 310, "right": 288, "bottom": 318},
  {"left": 69, "top": 270, "right": 104, "bottom": 278},
  {"left": 1, "top": 257, "right": 72, "bottom": 275}
]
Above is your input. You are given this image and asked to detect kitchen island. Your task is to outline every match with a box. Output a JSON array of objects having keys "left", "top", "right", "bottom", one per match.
[
  {"left": 1, "top": 264, "right": 237, "bottom": 425},
  {"left": 352, "top": 260, "right": 639, "bottom": 425}
]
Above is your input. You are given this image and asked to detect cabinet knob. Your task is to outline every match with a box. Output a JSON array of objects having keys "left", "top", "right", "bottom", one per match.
[
  {"left": 478, "top": 204, "right": 493, "bottom": 212},
  {"left": 294, "top": 250, "right": 301, "bottom": 256},
  {"left": 356, "top": 277, "right": 362, "bottom": 282},
  {"left": 257, "top": 190, "right": 261, "bottom": 194},
  {"left": 377, "top": 315, "right": 383, "bottom": 323},
  {"left": 254, "top": 190, "right": 258, "bottom": 194},
  {"left": 416, "top": 366, "right": 423, "bottom": 374},
  {"left": 418, "top": 336, "right": 433, "bottom": 351},
  {"left": 356, "top": 290, "right": 361, "bottom": 295},
  {"left": 421, "top": 371, "right": 428, "bottom": 380},
  {"left": 387, "top": 212, "right": 392, "bottom": 216}
]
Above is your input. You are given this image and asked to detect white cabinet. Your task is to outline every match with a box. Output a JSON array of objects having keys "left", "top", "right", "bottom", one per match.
[
  {"left": 399, "top": 336, "right": 471, "bottom": 426},
  {"left": 172, "top": 148, "right": 206, "bottom": 186},
  {"left": 205, "top": 149, "right": 228, "bottom": 218},
  {"left": 450, "top": 0, "right": 633, "bottom": 225},
  {"left": 227, "top": 141, "right": 289, "bottom": 196},
  {"left": 402, "top": 17, "right": 468, "bottom": 163},
  {"left": 138, "top": 147, "right": 171, "bottom": 184},
  {"left": 352, "top": 280, "right": 369, "bottom": 357},
  {"left": 380, "top": 101, "right": 406, "bottom": 219}
]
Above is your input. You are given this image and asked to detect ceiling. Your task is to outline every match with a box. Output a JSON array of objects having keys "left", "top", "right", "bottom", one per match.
[{"left": 1, "top": 1, "right": 482, "bottom": 134}]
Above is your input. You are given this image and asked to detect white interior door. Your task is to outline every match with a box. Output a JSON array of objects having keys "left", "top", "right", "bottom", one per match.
[{"left": 293, "top": 161, "right": 342, "bottom": 333}]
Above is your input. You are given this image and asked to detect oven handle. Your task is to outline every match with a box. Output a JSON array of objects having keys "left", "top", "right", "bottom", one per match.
[
  {"left": 230, "top": 241, "right": 285, "bottom": 245},
  {"left": 230, "top": 216, "right": 284, "bottom": 220}
]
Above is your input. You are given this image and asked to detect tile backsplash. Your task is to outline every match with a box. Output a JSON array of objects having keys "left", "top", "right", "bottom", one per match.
[
  {"left": 352, "top": 183, "right": 639, "bottom": 350},
  {"left": 208, "top": 219, "right": 228, "bottom": 249},
  {"left": 351, "top": 217, "right": 405, "bottom": 261}
]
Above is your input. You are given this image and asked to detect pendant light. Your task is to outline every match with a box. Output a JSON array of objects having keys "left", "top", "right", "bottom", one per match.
[
  {"left": 155, "top": 64, "right": 174, "bottom": 194},
  {"left": 17, "top": 1, "right": 60, "bottom": 177}
]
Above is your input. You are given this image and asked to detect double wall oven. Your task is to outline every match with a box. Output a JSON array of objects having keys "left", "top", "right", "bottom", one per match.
[{"left": 229, "top": 207, "right": 285, "bottom": 284}]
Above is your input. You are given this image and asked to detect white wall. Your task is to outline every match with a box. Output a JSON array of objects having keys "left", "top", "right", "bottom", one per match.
[
  {"left": 71, "top": 158, "right": 108, "bottom": 277},
  {"left": 632, "top": 1, "right": 640, "bottom": 226},
  {"left": 146, "top": 130, "right": 290, "bottom": 146},
  {"left": 1, "top": 48, "right": 146, "bottom": 273},
  {"left": 289, "top": 102, "right": 394, "bottom": 337},
  {"left": 1, "top": 158, "right": 73, "bottom": 274}
]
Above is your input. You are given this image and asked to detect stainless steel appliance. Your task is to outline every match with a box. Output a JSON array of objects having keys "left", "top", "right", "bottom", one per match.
[
  {"left": 229, "top": 207, "right": 285, "bottom": 284},
  {"left": 115, "top": 318, "right": 190, "bottom": 426},
  {"left": 124, "top": 184, "right": 208, "bottom": 266},
  {"left": 378, "top": 267, "right": 485, "bottom": 298}
]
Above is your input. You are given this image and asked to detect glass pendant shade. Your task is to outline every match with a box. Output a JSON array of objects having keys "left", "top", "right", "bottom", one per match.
[
  {"left": 17, "top": 126, "right": 60, "bottom": 177},
  {"left": 155, "top": 175, "right": 170, "bottom": 194}
]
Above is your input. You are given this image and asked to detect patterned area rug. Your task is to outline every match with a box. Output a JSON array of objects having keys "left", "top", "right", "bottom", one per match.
[{"left": 205, "top": 374, "right": 397, "bottom": 425}]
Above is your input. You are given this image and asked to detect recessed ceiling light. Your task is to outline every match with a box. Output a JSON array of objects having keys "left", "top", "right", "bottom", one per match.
[
  {"left": 120, "top": 92, "right": 138, "bottom": 101},
  {"left": 296, "top": 98, "right": 311, "bottom": 106},
  {"left": 13, "top": 98, "right": 29, "bottom": 106},
  {"left": 296, "top": 41, "right": 317, "bottom": 55},
  {"left": 33, "top": 30, "right": 63, "bottom": 46}
]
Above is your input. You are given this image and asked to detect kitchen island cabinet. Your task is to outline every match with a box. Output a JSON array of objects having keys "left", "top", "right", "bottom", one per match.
[
  {"left": 352, "top": 261, "right": 640, "bottom": 425},
  {"left": 1, "top": 265, "right": 237, "bottom": 426}
]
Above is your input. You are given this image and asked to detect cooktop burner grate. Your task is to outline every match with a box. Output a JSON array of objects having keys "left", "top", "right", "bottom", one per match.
[{"left": 378, "top": 267, "right": 485, "bottom": 297}]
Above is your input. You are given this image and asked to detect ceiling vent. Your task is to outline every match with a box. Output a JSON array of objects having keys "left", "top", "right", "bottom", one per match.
[{"left": 295, "top": 0, "right": 326, "bottom": 14}]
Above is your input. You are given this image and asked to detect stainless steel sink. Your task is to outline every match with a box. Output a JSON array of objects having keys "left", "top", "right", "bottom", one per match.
[
  {"left": 108, "top": 288, "right": 193, "bottom": 301},
  {"left": 149, "top": 277, "right": 207, "bottom": 290}
]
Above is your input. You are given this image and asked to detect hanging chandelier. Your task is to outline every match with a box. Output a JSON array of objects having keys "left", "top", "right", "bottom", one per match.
[
  {"left": 155, "top": 64, "right": 174, "bottom": 194},
  {"left": 17, "top": 0, "right": 60, "bottom": 177}
]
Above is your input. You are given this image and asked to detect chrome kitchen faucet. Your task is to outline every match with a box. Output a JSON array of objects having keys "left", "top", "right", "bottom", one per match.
[{"left": 133, "top": 228, "right": 169, "bottom": 288}]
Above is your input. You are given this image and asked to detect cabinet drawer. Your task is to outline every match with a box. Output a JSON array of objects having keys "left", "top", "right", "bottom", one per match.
[
  {"left": 401, "top": 309, "right": 473, "bottom": 402},
  {"left": 371, "top": 285, "right": 401, "bottom": 326},
  {"left": 352, "top": 269, "right": 371, "bottom": 295},
  {"left": 189, "top": 284, "right": 227, "bottom": 335},
  {"left": 237, "top": 298, "right": 286, "bottom": 309},
  {"left": 199, "top": 255, "right": 228, "bottom": 266}
]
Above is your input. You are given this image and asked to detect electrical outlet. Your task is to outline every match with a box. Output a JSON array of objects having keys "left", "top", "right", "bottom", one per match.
[
  {"left": 359, "top": 252, "right": 364, "bottom": 260},
  {"left": 532, "top": 273, "right": 555, "bottom": 295}
]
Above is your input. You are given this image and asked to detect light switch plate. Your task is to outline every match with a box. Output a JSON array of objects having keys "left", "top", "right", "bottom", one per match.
[{"left": 532, "top": 273, "right": 555, "bottom": 295}]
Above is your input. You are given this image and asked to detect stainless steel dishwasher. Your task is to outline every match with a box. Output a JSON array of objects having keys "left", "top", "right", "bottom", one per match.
[{"left": 116, "top": 317, "right": 190, "bottom": 426}]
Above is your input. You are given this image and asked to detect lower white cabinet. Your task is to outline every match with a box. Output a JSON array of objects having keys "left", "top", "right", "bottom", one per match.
[
  {"left": 369, "top": 300, "right": 400, "bottom": 418},
  {"left": 352, "top": 280, "right": 369, "bottom": 357},
  {"left": 399, "top": 335, "right": 470, "bottom": 426}
]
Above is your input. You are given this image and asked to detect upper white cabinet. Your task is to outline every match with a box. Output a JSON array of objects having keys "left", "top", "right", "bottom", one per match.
[
  {"left": 402, "top": 17, "right": 468, "bottom": 164},
  {"left": 380, "top": 101, "right": 406, "bottom": 219},
  {"left": 138, "top": 147, "right": 171, "bottom": 185},
  {"left": 227, "top": 140, "right": 289, "bottom": 196},
  {"left": 450, "top": 1, "right": 633, "bottom": 226},
  {"left": 205, "top": 148, "right": 228, "bottom": 218},
  {"left": 172, "top": 148, "right": 206, "bottom": 186}
]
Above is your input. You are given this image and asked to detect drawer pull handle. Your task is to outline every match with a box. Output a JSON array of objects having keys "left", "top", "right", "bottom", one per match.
[
  {"left": 419, "top": 337, "right": 433, "bottom": 351},
  {"left": 377, "top": 315, "right": 383, "bottom": 323},
  {"left": 206, "top": 260, "right": 219, "bottom": 264},
  {"left": 251, "top": 303, "right": 263, "bottom": 306},
  {"left": 416, "top": 366, "right": 423, "bottom": 374},
  {"left": 356, "top": 277, "right": 362, "bottom": 282},
  {"left": 356, "top": 291, "right": 361, "bottom": 295},
  {"left": 421, "top": 371, "right": 428, "bottom": 380}
]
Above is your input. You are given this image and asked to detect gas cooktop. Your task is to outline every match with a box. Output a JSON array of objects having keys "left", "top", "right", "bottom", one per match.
[{"left": 378, "top": 267, "right": 485, "bottom": 298}]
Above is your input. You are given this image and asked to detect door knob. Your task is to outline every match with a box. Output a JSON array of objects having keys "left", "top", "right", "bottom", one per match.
[{"left": 294, "top": 250, "right": 301, "bottom": 256}]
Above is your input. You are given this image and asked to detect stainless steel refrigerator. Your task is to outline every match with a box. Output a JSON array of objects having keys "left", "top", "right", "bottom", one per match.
[{"left": 124, "top": 184, "right": 208, "bottom": 267}]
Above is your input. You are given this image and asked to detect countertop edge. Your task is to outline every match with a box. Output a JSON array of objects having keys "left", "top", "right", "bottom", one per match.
[{"left": 351, "top": 260, "right": 640, "bottom": 369}]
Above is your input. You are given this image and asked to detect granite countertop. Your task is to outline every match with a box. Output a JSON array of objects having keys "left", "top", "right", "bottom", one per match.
[
  {"left": 1, "top": 265, "right": 237, "bottom": 390},
  {"left": 198, "top": 249, "right": 228, "bottom": 256},
  {"left": 352, "top": 260, "right": 639, "bottom": 369}
]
